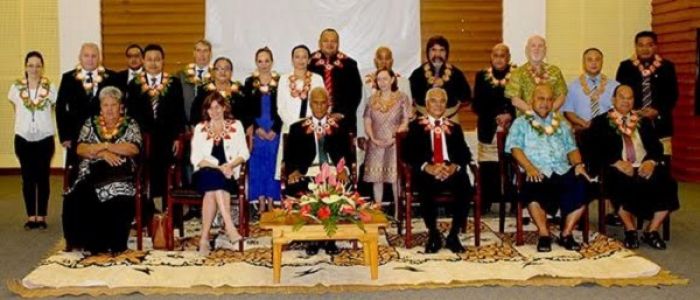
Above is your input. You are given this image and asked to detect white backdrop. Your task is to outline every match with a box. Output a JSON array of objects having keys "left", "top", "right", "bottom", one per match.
[{"left": 205, "top": 0, "right": 421, "bottom": 80}]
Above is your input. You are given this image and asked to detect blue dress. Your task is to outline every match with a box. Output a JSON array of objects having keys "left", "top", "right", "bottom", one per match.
[
  {"left": 194, "top": 142, "right": 237, "bottom": 195},
  {"left": 248, "top": 94, "right": 281, "bottom": 202}
]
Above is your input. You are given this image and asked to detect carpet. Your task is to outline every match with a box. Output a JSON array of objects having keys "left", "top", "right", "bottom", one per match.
[{"left": 9, "top": 217, "right": 687, "bottom": 297}]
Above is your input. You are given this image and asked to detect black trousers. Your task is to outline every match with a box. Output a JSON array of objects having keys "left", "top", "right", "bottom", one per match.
[
  {"left": 14, "top": 135, "right": 55, "bottom": 217},
  {"left": 478, "top": 161, "right": 502, "bottom": 210},
  {"left": 416, "top": 169, "right": 473, "bottom": 235}
]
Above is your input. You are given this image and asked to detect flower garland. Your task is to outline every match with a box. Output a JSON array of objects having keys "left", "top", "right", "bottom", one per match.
[
  {"left": 423, "top": 63, "right": 453, "bottom": 88},
  {"left": 524, "top": 110, "right": 562, "bottom": 136},
  {"left": 525, "top": 63, "right": 550, "bottom": 84},
  {"left": 184, "top": 63, "right": 212, "bottom": 85},
  {"left": 631, "top": 54, "right": 663, "bottom": 77},
  {"left": 288, "top": 71, "right": 313, "bottom": 100},
  {"left": 15, "top": 77, "right": 51, "bottom": 112},
  {"left": 417, "top": 116, "right": 454, "bottom": 135},
  {"left": 251, "top": 70, "right": 280, "bottom": 94},
  {"left": 579, "top": 74, "right": 608, "bottom": 102},
  {"left": 94, "top": 115, "right": 129, "bottom": 142},
  {"left": 74, "top": 65, "right": 107, "bottom": 93},
  {"left": 135, "top": 73, "right": 171, "bottom": 97},
  {"left": 302, "top": 116, "right": 340, "bottom": 137},
  {"left": 312, "top": 51, "right": 347, "bottom": 70},
  {"left": 202, "top": 119, "right": 236, "bottom": 145},
  {"left": 484, "top": 64, "right": 516, "bottom": 87},
  {"left": 204, "top": 80, "right": 242, "bottom": 99},
  {"left": 370, "top": 91, "right": 399, "bottom": 113},
  {"left": 608, "top": 110, "right": 640, "bottom": 136}
]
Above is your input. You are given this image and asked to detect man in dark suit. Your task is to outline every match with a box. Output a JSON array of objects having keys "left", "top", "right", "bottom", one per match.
[
  {"left": 126, "top": 44, "right": 186, "bottom": 210},
  {"left": 404, "top": 87, "right": 473, "bottom": 254},
  {"left": 56, "top": 42, "right": 117, "bottom": 169},
  {"left": 308, "top": 28, "right": 363, "bottom": 134},
  {"left": 284, "top": 87, "right": 354, "bottom": 255},
  {"left": 175, "top": 39, "right": 212, "bottom": 125},
  {"left": 112, "top": 44, "right": 143, "bottom": 96}
]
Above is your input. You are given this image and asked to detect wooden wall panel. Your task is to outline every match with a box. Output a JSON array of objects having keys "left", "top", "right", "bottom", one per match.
[
  {"left": 101, "top": 0, "right": 205, "bottom": 73},
  {"left": 421, "top": 0, "right": 503, "bottom": 130},
  {"left": 652, "top": 0, "right": 700, "bottom": 182}
]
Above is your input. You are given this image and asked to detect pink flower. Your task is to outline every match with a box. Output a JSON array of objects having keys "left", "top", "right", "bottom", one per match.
[
  {"left": 336, "top": 158, "right": 346, "bottom": 172},
  {"left": 340, "top": 205, "right": 355, "bottom": 215},
  {"left": 329, "top": 174, "right": 337, "bottom": 186},
  {"left": 359, "top": 210, "right": 372, "bottom": 222},
  {"left": 317, "top": 206, "right": 331, "bottom": 220},
  {"left": 283, "top": 199, "right": 294, "bottom": 210},
  {"left": 300, "top": 204, "right": 311, "bottom": 216}
]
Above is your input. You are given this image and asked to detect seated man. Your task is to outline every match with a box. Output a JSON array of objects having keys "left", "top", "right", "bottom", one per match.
[
  {"left": 283, "top": 87, "right": 354, "bottom": 255},
  {"left": 404, "top": 87, "right": 473, "bottom": 254},
  {"left": 505, "top": 83, "right": 590, "bottom": 252}
]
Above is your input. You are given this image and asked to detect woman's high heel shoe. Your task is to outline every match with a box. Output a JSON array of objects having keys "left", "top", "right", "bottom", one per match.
[
  {"left": 226, "top": 227, "right": 243, "bottom": 244},
  {"left": 198, "top": 239, "right": 210, "bottom": 256}
]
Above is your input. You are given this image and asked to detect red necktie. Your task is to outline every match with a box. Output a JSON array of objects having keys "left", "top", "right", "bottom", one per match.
[
  {"left": 433, "top": 120, "right": 444, "bottom": 163},
  {"left": 323, "top": 66, "right": 334, "bottom": 107},
  {"left": 622, "top": 134, "right": 637, "bottom": 163}
]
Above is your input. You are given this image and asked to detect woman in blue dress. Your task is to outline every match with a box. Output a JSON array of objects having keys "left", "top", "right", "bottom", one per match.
[{"left": 243, "top": 47, "right": 282, "bottom": 211}]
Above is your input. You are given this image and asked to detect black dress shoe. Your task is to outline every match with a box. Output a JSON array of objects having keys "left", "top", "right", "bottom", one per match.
[
  {"left": 324, "top": 242, "right": 341, "bottom": 255},
  {"left": 305, "top": 242, "right": 320, "bottom": 256},
  {"left": 537, "top": 236, "right": 552, "bottom": 252},
  {"left": 36, "top": 221, "right": 48, "bottom": 230},
  {"left": 23, "top": 221, "right": 36, "bottom": 230},
  {"left": 424, "top": 231, "right": 443, "bottom": 254},
  {"left": 641, "top": 231, "right": 666, "bottom": 250},
  {"left": 445, "top": 234, "right": 465, "bottom": 253},
  {"left": 623, "top": 230, "right": 639, "bottom": 249},
  {"left": 558, "top": 234, "right": 581, "bottom": 251}
]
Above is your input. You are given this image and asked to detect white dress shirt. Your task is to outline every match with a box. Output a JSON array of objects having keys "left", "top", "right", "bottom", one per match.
[
  {"left": 276, "top": 71, "right": 324, "bottom": 134},
  {"left": 8, "top": 83, "right": 58, "bottom": 141},
  {"left": 147, "top": 73, "right": 163, "bottom": 87},
  {"left": 128, "top": 67, "right": 143, "bottom": 83}
]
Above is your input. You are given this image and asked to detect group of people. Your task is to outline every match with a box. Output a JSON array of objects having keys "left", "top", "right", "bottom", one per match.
[{"left": 8, "top": 27, "right": 678, "bottom": 255}]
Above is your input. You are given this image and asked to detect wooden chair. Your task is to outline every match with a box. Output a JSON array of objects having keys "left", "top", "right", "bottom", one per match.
[
  {"left": 395, "top": 132, "right": 482, "bottom": 248},
  {"left": 511, "top": 159, "right": 590, "bottom": 246},
  {"left": 62, "top": 133, "right": 149, "bottom": 250},
  {"left": 165, "top": 132, "right": 249, "bottom": 251}
]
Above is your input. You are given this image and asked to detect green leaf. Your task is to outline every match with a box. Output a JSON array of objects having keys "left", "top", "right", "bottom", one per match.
[{"left": 292, "top": 219, "right": 306, "bottom": 232}]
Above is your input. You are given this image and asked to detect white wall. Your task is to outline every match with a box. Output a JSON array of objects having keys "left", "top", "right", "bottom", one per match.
[
  {"left": 58, "top": 0, "right": 101, "bottom": 73},
  {"left": 503, "top": 0, "right": 546, "bottom": 65}
]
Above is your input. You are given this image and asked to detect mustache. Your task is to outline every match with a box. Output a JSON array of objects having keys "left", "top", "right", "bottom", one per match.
[{"left": 430, "top": 56, "right": 445, "bottom": 64}]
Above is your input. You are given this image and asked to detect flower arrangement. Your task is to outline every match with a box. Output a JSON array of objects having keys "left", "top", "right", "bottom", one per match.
[{"left": 282, "top": 159, "right": 375, "bottom": 237}]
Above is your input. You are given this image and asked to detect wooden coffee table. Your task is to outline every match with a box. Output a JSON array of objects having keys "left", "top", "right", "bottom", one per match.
[{"left": 260, "top": 210, "right": 388, "bottom": 284}]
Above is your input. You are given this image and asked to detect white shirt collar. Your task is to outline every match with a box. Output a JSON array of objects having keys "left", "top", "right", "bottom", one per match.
[
  {"left": 312, "top": 116, "right": 328, "bottom": 125},
  {"left": 147, "top": 73, "right": 163, "bottom": 85},
  {"left": 80, "top": 68, "right": 97, "bottom": 77}
]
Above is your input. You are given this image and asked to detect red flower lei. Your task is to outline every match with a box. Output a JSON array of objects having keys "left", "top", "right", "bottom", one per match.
[
  {"left": 202, "top": 119, "right": 236, "bottom": 145},
  {"left": 288, "top": 71, "right": 313, "bottom": 100}
]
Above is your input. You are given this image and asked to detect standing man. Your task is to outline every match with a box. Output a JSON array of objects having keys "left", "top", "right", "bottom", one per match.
[
  {"left": 126, "top": 44, "right": 186, "bottom": 211},
  {"left": 505, "top": 35, "right": 567, "bottom": 113},
  {"left": 472, "top": 43, "right": 516, "bottom": 213},
  {"left": 113, "top": 44, "right": 144, "bottom": 96},
  {"left": 308, "top": 28, "right": 363, "bottom": 134},
  {"left": 409, "top": 35, "right": 471, "bottom": 122},
  {"left": 615, "top": 31, "right": 678, "bottom": 162},
  {"left": 176, "top": 39, "right": 212, "bottom": 124},
  {"left": 56, "top": 42, "right": 116, "bottom": 169}
]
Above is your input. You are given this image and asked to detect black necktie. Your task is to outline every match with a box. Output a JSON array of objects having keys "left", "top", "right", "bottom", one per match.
[
  {"left": 197, "top": 69, "right": 204, "bottom": 81},
  {"left": 317, "top": 121, "right": 329, "bottom": 165}
]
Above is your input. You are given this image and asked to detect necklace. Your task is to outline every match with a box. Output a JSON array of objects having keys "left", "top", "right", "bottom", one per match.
[
  {"left": 371, "top": 91, "right": 399, "bottom": 113},
  {"left": 631, "top": 54, "right": 663, "bottom": 77},
  {"left": 205, "top": 80, "right": 241, "bottom": 99},
  {"left": 95, "top": 115, "right": 128, "bottom": 142},
  {"left": 608, "top": 110, "right": 640, "bottom": 136},
  {"left": 524, "top": 110, "right": 561, "bottom": 136},
  {"left": 526, "top": 63, "right": 550, "bottom": 84},
  {"left": 16, "top": 77, "right": 51, "bottom": 112},
  {"left": 136, "top": 73, "right": 171, "bottom": 97},
  {"left": 74, "top": 65, "right": 107, "bottom": 93},
  {"left": 579, "top": 74, "right": 608, "bottom": 102},
  {"left": 184, "top": 63, "right": 212, "bottom": 85},
  {"left": 484, "top": 65, "right": 515, "bottom": 87},
  {"left": 423, "top": 63, "right": 452, "bottom": 87},
  {"left": 252, "top": 70, "right": 279, "bottom": 94},
  {"left": 203, "top": 119, "right": 235, "bottom": 145},
  {"left": 288, "top": 71, "right": 312, "bottom": 100}
]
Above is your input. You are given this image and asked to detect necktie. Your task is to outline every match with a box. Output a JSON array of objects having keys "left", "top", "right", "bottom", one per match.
[
  {"left": 150, "top": 77, "right": 157, "bottom": 88},
  {"left": 317, "top": 121, "right": 329, "bottom": 165},
  {"left": 150, "top": 77, "right": 159, "bottom": 118},
  {"left": 433, "top": 120, "right": 444, "bottom": 163},
  {"left": 589, "top": 78, "right": 600, "bottom": 117},
  {"left": 622, "top": 133, "right": 637, "bottom": 163},
  {"left": 323, "top": 64, "right": 334, "bottom": 108},
  {"left": 642, "top": 76, "right": 652, "bottom": 108},
  {"left": 86, "top": 72, "right": 94, "bottom": 96},
  {"left": 197, "top": 69, "right": 204, "bottom": 81}
]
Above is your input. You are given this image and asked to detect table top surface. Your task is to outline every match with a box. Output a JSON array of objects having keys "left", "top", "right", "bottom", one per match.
[{"left": 259, "top": 209, "right": 388, "bottom": 228}]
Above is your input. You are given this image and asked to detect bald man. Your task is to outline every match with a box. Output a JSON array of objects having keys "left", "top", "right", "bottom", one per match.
[
  {"left": 472, "top": 43, "right": 516, "bottom": 213},
  {"left": 505, "top": 35, "right": 567, "bottom": 113},
  {"left": 56, "top": 42, "right": 117, "bottom": 169}
]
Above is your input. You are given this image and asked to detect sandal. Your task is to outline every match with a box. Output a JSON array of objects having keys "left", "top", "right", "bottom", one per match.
[{"left": 641, "top": 231, "right": 666, "bottom": 250}]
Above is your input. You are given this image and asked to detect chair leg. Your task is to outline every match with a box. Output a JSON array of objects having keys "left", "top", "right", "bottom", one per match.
[
  {"left": 515, "top": 201, "right": 524, "bottom": 246},
  {"left": 583, "top": 206, "right": 590, "bottom": 244},
  {"left": 598, "top": 198, "right": 606, "bottom": 235},
  {"left": 166, "top": 197, "right": 174, "bottom": 250},
  {"left": 405, "top": 193, "right": 413, "bottom": 249},
  {"left": 238, "top": 197, "right": 246, "bottom": 252},
  {"left": 136, "top": 189, "right": 143, "bottom": 251},
  {"left": 474, "top": 196, "right": 481, "bottom": 247}
]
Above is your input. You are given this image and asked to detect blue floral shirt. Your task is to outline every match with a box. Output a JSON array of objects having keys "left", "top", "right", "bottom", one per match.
[{"left": 505, "top": 113, "right": 577, "bottom": 177}]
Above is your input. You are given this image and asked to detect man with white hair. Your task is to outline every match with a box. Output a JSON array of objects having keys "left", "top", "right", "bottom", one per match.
[
  {"left": 505, "top": 35, "right": 567, "bottom": 113},
  {"left": 56, "top": 42, "right": 117, "bottom": 169}
]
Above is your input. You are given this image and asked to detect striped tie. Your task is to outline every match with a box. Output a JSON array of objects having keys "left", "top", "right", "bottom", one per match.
[
  {"left": 323, "top": 67, "right": 334, "bottom": 108},
  {"left": 642, "top": 76, "right": 652, "bottom": 108},
  {"left": 589, "top": 78, "right": 600, "bottom": 117},
  {"left": 150, "top": 77, "right": 159, "bottom": 118}
]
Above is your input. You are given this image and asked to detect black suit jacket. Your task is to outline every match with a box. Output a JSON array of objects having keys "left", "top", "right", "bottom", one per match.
[
  {"left": 284, "top": 117, "right": 353, "bottom": 176},
  {"left": 404, "top": 116, "right": 472, "bottom": 173},
  {"left": 125, "top": 75, "right": 185, "bottom": 143},
  {"left": 409, "top": 62, "right": 471, "bottom": 109},
  {"left": 56, "top": 68, "right": 117, "bottom": 143},
  {"left": 112, "top": 69, "right": 142, "bottom": 96},
  {"left": 587, "top": 112, "right": 663, "bottom": 176},
  {"left": 472, "top": 67, "right": 515, "bottom": 143},
  {"left": 615, "top": 59, "right": 678, "bottom": 138},
  {"left": 308, "top": 51, "right": 362, "bottom": 133},
  {"left": 242, "top": 76, "right": 282, "bottom": 133}
]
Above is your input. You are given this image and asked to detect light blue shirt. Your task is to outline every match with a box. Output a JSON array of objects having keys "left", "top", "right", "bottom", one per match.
[
  {"left": 505, "top": 113, "right": 577, "bottom": 177},
  {"left": 561, "top": 74, "right": 619, "bottom": 121}
]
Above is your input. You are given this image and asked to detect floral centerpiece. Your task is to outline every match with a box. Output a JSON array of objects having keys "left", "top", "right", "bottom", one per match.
[{"left": 282, "top": 159, "right": 376, "bottom": 237}]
